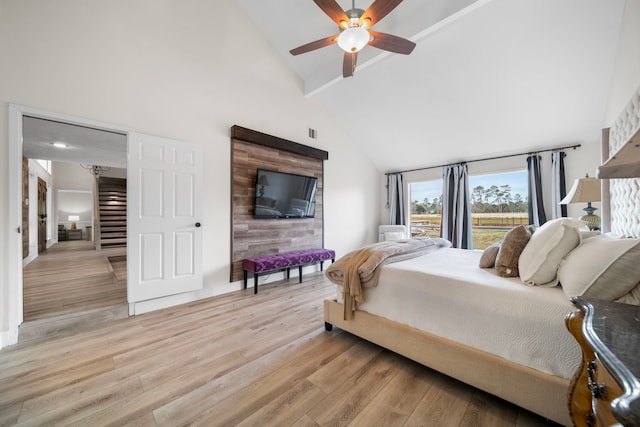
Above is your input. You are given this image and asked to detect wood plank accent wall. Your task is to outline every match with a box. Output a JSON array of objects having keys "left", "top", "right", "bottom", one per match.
[{"left": 230, "top": 126, "right": 328, "bottom": 282}]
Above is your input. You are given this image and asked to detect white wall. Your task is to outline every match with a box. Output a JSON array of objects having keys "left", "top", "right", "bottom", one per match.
[
  {"left": 560, "top": 143, "right": 603, "bottom": 219},
  {"left": 57, "top": 191, "right": 92, "bottom": 230},
  {"left": 51, "top": 163, "right": 94, "bottom": 240},
  {"left": 380, "top": 0, "right": 640, "bottom": 226},
  {"left": 0, "top": 103, "right": 7, "bottom": 345},
  {"left": 605, "top": 0, "right": 640, "bottom": 126},
  {"left": 52, "top": 162, "right": 94, "bottom": 191},
  {"left": 0, "top": 1, "right": 380, "bottom": 345}
]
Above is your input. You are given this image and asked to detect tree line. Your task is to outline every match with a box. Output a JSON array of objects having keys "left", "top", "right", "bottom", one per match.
[{"left": 411, "top": 185, "right": 528, "bottom": 214}]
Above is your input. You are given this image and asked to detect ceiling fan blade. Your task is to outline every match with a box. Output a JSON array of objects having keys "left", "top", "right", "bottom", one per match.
[
  {"left": 368, "top": 31, "right": 416, "bottom": 54},
  {"left": 290, "top": 35, "right": 338, "bottom": 55},
  {"left": 343, "top": 51, "right": 358, "bottom": 78},
  {"left": 313, "top": 0, "right": 350, "bottom": 28},
  {"left": 359, "top": 0, "right": 403, "bottom": 28}
]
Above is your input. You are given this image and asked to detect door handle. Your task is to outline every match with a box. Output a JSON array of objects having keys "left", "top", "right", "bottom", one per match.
[{"left": 195, "top": 222, "right": 201, "bottom": 228}]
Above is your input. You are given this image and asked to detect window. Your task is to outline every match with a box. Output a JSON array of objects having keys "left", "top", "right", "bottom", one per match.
[
  {"left": 409, "top": 170, "right": 528, "bottom": 249},
  {"left": 409, "top": 180, "right": 442, "bottom": 238},
  {"left": 469, "top": 170, "right": 528, "bottom": 249}
]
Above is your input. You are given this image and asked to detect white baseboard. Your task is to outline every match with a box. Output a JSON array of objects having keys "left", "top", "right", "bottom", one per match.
[
  {"left": 0, "top": 326, "right": 19, "bottom": 350},
  {"left": 129, "top": 264, "right": 322, "bottom": 316},
  {"left": 22, "top": 252, "right": 37, "bottom": 267},
  {"left": 129, "top": 281, "right": 243, "bottom": 316}
]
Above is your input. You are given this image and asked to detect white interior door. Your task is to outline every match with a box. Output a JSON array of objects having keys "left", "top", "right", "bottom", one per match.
[{"left": 127, "top": 132, "right": 203, "bottom": 304}]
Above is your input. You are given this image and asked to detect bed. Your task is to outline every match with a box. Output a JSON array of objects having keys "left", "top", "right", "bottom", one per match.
[
  {"left": 324, "top": 233, "right": 579, "bottom": 425},
  {"left": 323, "top": 86, "right": 640, "bottom": 426},
  {"left": 325, "top": 225, "right": 640, "bottom": 426}
]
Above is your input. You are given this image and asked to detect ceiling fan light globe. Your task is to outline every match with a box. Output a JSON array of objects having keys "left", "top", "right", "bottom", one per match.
[{"left": 337, "top": 27, "right": 369, "bottom": 53}]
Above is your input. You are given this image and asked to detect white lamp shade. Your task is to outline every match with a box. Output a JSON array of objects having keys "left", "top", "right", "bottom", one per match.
[
  {"left": 337, "top": 27, "right": 370, "bottom": 52},
  {"left": 560, "top": 177, "right": 601, "bottom": 204}
]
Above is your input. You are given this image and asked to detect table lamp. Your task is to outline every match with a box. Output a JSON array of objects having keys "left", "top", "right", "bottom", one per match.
[
  {"left": 560, "top": 175, "right": 601, "bottom": 230},
  {"left": 68, "top": 215, "right": 79, "bottom": 230}
]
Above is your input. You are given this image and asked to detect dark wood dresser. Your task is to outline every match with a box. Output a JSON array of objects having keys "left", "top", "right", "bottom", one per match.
[{"left": 566, "top": 297, "right": 640, "bottom": 426}]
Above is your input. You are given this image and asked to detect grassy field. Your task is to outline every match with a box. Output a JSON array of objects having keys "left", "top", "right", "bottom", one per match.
[
  {"left": 472, "top": 229, "right": 510, "bottom": 249},
  {"left": 411, "top": 213, "right": 528, "bottom": 249}
]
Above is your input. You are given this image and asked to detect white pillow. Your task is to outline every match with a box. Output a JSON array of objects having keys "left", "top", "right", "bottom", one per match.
[
  {"left": 579, "top": 230, "right": 601, "bottom": 240},
  {"left": 518, "top": 218, "right": 584, "bottom": 286},
  {"left": 384, "top": 231, "right": 406, "bottom": 241},
  {"left": 558, "top": 235, "right": 640, "bottom": 300}
]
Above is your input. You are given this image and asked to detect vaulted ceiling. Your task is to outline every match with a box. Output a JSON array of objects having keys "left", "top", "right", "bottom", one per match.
[
  {"left": 21, "top": 1, "right": 626, "bottom": 174},
  {"left": 236, "top": 0, "right": 626, "bottom": 172}
]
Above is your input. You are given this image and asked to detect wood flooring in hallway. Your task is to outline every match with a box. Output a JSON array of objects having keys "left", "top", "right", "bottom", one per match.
[{"left": 22, "top": 240, "right": 127, "bottom": 321}]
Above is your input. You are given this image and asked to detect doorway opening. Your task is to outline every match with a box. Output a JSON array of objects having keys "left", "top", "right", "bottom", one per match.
[
  {"left": 15, "top": 107, "right": 129, "bottom": 341},
  {"left": 7, "top": 104, "right": 204, "bottom": 347}
]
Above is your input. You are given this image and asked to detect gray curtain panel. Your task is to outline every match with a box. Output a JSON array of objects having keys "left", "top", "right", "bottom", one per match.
[
  {"left": 388, "top": 173, "right": 405, "bottom": 225},
  {"left": 527, "top": 154, "right": 547, "bottom": 226},
  {"left": 551, "top": 151, "right": 567, "bottom": 219},
  {"left": 441, "top": 163, "right": 473, "bottom": 249}
]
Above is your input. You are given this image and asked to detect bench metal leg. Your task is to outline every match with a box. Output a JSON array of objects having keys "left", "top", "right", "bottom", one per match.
[{"left": 244, "top": 251, "right": 335, "bottom": 295}]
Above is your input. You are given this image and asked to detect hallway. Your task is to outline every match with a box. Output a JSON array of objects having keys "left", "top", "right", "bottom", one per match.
[{"left": 22, "top": 240, "right": 126, "bottom": 322}]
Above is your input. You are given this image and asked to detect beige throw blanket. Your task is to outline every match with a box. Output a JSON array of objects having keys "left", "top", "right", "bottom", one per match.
[{"left": 326, "top": 237, "right": 451, "bottom": 319}]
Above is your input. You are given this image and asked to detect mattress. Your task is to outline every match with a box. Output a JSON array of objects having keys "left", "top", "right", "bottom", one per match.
[{"left": 336, "top": 247, "right": 581, "bottom": 379}]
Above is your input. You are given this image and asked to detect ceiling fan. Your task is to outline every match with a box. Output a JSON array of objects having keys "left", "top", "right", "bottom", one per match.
[{"left": 290, "top": 0, "right": 416, "bottom": 78}]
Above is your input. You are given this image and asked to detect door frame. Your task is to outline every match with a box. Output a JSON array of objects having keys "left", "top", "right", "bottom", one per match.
[
  {"left": 7, "top": 104, "right": 131, "bottom": 345},
  {"left": 37, "top": 177, "right": 47, "bottom": 253}
]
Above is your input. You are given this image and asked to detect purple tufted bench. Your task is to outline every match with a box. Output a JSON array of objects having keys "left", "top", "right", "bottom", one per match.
[{"left": 242, "top": 248, "right": 335, "bottom": 294}]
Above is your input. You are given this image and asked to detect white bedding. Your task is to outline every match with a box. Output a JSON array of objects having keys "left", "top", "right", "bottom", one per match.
[{"left": 336, "top": 247, "right": 581, "bottom": 379}]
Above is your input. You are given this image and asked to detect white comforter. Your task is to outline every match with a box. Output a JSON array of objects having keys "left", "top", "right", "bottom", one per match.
[{"left": 341, "top": 247, "right": 581, "bottom": 379}]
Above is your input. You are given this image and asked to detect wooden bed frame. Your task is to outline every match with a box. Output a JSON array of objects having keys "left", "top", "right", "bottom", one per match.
[{"left": 323, "top": 299, "right": 572, "bottom": 425}]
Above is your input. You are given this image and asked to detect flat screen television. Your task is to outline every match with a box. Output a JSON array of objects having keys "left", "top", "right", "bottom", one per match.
[{"left": 254, "top": 169, "right": 318, "bottom": 219}]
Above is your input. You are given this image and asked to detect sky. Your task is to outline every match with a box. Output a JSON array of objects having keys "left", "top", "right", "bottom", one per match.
[{"left": 409, "top": 170, "right": 528, "bottom": 203}]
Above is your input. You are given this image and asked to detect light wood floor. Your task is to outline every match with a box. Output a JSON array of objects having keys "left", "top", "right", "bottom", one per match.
[
  {"left": 3, "top": 253, "right": 561, "bottom": 426},
  {"left": 22, "top": 240, "right": 127, "bottom": 321}
]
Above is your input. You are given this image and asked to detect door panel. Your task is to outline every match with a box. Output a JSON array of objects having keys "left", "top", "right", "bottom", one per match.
[
  {"left": 128, "top": 133, "right": 203, "bottom": 303},
  {"left": 175, "top": 173, "right": 194, "bottom": 217},
  {"left": 174, "top": 231, "right": 194, "bottom": 276}
]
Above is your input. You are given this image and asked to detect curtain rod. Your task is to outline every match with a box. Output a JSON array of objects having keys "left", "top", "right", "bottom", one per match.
[{"left": 385, "top": 143, "right": 581, "bottom": 176}]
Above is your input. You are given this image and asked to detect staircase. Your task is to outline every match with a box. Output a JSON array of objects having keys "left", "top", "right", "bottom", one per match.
[{"left": 97, "top": 177, "right": 127, "bottom": 249}]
